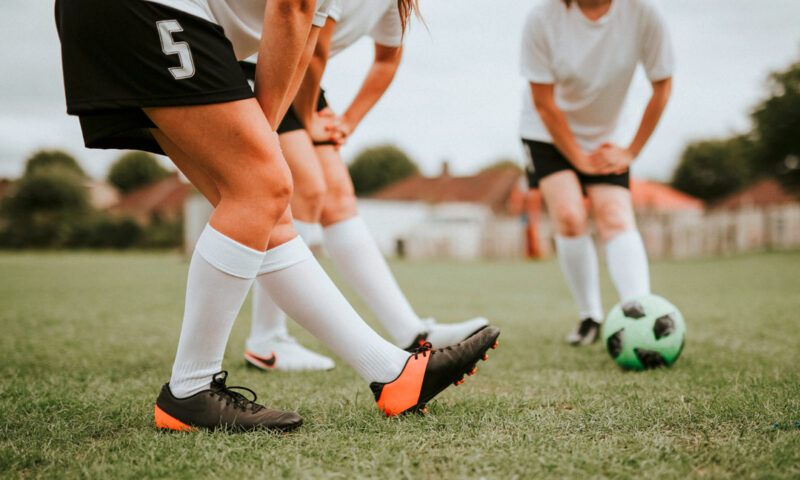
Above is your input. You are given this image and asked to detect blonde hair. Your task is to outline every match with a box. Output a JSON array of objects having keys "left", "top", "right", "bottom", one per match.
[{"left": 398, "top": 0, "right": 422, "bottom": 34}]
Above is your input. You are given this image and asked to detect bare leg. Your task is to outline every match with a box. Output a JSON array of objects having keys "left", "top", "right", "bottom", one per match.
[
  {"left": 539, "top": 171, "right": 605, "bottom": 331},
  {"left": 587, "top": 184, "right": 650, "bottom": 300}
]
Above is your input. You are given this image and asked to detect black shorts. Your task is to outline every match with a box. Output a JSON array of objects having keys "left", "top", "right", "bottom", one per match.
[
  {"left": 56, "top": 0, "right": 254, "bottom": 154},
  {"left": 238, "top": 61, "right": 329, "bottom": 135},
  {"left": 521, "top": 139, "right": 629, "bottom": 190}
]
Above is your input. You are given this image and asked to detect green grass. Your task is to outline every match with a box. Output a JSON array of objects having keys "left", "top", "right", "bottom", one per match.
[{"left": 1, "top": 251, "right": 798, "bottom": 479}]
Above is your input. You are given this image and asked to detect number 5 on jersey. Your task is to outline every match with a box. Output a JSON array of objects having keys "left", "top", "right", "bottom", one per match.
[{"left": 157, "top": 20, "right": 195, "bottom": 80}]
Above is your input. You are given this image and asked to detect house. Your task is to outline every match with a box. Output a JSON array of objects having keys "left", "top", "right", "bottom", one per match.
[
  {"left": 365, "top": 164, "right": 707, "bottom": 260},
  {"left": 109, "top": 172, "right": 193, "bottom": 224},
  {"left": 706, "top": 178, "right": 800, "bottom": 252},
  {"left": 362, "top": 163, "right": 526, "bottom": 260}
]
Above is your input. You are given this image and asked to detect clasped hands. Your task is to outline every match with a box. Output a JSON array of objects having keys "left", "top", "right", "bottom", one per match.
[
  {"left": 576, "top": 143, "right": 635, "bottom": 176},
  {"left": 308, "top": 107, "right": 352, "bottom": 148}
]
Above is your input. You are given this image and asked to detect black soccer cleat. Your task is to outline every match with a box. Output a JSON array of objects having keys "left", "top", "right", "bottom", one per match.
[
  {"left": 154, "top": 371, "right": 303, "bottom": 432},
  {"left": 370, "top": 326, "right": 501, "bottom": 416},
  {"left": 565, "top": 318, "right": 601, "bottom": 346}
]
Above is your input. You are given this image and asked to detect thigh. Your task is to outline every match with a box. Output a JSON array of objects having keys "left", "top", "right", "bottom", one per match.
[
  {"left": 316, "top": 144, "right": 357, "bottom": 225},
  {"left": 539, "top": 170, "right": 586, "bottom": 217},
  {"left": 151, "top": 129, "right": 221, "bottom": 206},
  {"left": 280, "top": 130, "right": 326, "bottom": 194},
  {"left": 585, "top": 184, "right": 636, "bottom": 240},
  {"left": 316, "top": 145, "right": 355, "bottom": 198},
  {"left": 144, "top": 99, "right": 285, "bottom": 195}
]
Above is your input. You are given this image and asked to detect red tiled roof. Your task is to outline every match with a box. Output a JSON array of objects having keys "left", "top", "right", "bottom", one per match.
[
  {"left": 372, "top": 168, "right": 703, "bottom": 214},
  {"left": 712, "top": 178, "right": 799, "bottom": 210},
  {"left": 110, "top": 173, "right": 192, "bottom": 219},
  {"left": 630, "top": 179, "right": 705, "bottom": 212},
  {"left": 370, "top": 167, "right": 522, "bottom": 213}
]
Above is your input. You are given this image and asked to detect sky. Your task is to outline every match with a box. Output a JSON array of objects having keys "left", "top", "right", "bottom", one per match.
[{"left": 0, "top": 0, "right": 799, "bottom": 181}]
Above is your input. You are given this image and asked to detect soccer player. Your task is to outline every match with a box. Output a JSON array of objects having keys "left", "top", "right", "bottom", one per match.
[
  {"left": 55, "top": 0, "right": 499, "bottom": 431},
  {"left": 241, "top": 0, "right": 490, "bottom": 372},
  {"left": 519, "top": 0, "right": 673, "bottom": 344}
]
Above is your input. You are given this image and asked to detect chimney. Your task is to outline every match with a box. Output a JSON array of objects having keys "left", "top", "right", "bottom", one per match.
[{"left": 440, "top": 160, "right": 450, "bottom": 178}]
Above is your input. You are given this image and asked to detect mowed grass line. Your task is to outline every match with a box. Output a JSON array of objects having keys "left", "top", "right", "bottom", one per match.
[{"left": 0, "top": 251, "right": 798, "bottom": 479}]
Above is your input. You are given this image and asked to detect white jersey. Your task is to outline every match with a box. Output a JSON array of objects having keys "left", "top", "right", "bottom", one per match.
[
  {"left": 519, "top": 0, "right": 674, "bottom": 151},
  {"left": 328, "top": 0, "right": 403, "bottom": 57},
  {"left": 145, "top": 0, "right": 336, "bottom": 60}
]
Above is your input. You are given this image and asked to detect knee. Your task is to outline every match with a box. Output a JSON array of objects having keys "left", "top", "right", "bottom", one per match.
[
  {"left": 320, "top": 181, "right": 358, "bottom": 225},
  {"left": 223, "top": 157, "right": 294, "bottom": 220},
  {"left": 594, "top": 202, "right": 635, "bottom": 241},
  {"left": 552, "top": 204, "right": 588, "bottom": 237},
  {"left": 293, "top": 177, "right": 327, "bottom": 214}
]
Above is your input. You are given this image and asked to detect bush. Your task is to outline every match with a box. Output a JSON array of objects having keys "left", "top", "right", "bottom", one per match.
[
  {"left": 671, "top": 136, "right": 755, "bottom": 202},
  {"left": 348, "top": 145, "right": 419, "bottom": 196},
  {"left": 139, "top": 217, "right": 183, "bottom": 249},
  {"left": 107, "top": 152, "right": 170, "bottom": 193},
  {"left": 0, "top": 168, "right": 90, "bottom": 248},
  {"left": 66, "top": 215, "right": 143, "bottom": 249}
]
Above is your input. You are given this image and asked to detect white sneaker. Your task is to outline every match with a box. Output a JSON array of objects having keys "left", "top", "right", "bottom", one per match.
[
  {"left": 420, "top": 317, "right": 490, "bottom": 349},
  {"left": 245, "top": 334, "right": 335, "bottom": 372}
]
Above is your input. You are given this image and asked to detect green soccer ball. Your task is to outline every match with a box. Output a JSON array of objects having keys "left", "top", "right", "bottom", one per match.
[{"left": 602, "top": 294, "right": 686, "bottom": 370}]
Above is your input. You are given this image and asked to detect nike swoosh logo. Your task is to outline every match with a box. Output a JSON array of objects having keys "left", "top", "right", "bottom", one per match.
[{"left": 246, "top": 350, "right": 277, "bottom": 368}]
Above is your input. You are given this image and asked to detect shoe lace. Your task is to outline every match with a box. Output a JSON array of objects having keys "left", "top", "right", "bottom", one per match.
[
  {"left": 209, "top": 371, "right": 263, "bottom": 413},
  {"left": 410, "top": 341, "right": 453, "bottom": 359}
]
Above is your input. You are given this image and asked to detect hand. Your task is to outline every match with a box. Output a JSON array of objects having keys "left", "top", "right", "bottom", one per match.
[
  {"left": 308, "top": 112, "right": 338, "bottom": 144},
  {"left": 587, "top": 143, "right": 634, "bottom": 175},
  {"left": 324, "top": 115, "right": 354, "bottom": 148}
]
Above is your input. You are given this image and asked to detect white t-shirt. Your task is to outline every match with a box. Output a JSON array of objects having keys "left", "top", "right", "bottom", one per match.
[
  {"left": 328, "top": 0, "right": 403, "bottom": 57},
  {"left": 145, "top": 0, "right": 336, "bottom": 60},
  {"left": 519, "top": 0, "right": 674, "bottom": 151}
]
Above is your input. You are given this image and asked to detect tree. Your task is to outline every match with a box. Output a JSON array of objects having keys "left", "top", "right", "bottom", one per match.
[
  {"left": 23, "top": 150, "right": 85, "bottom": 178},
  {"left": 348, "top": 144, "right": 419, "bottom": 196},
  {"left": 750, "top": 58, "right": 800, "bottom": 192},
  {"left": 0, "top": 168, "right": 89, "bottom": 247},
  {"left": 671, "top": 135, "right": 755, "bottom": 202},
  {"left": 107, "top": 151, "right": 170, "bottom": 193}
]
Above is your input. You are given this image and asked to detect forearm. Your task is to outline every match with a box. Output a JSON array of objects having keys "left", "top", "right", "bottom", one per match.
[
  {"left": 342, "top": 46, "right": 402, "bottom": 131},
  {"left": 254, "top": 0, "right": 315, "bottom": 128},
  {"left": 530, "top": 84, "right": 585, "bottom": 167},
  {"left": 293, "top": 47, "right": 327, "bottom": 128},
  {"left": 277, "top": 27, "right": 320, "bottom": 126},
  {"left": 627, "top": 78, "right": 672, "bottom": 157},
  {"left": 536, "top": 103, "right": 586, "bottom": 167}
]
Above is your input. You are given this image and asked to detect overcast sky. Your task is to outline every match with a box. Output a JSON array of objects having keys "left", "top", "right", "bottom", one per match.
[{"left": 1, "top": 0, "right": 799, "bottom": 181}]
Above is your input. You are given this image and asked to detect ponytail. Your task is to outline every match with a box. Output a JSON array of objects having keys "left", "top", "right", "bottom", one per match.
[{"left": 397, "top": 0, "right": 423, "bottom": 35}]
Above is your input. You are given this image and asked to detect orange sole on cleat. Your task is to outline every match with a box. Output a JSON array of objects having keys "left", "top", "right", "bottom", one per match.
[
  {"left": 492, "top": 342, "right": 498, "bottom": 349},
  {"left": 154, "top": 405, "right": 196, "bottom": 432},
  {"left": 482, "top": 355, "right": 488, "bottom": 361},
  {"left": 454, "top": 379, "right": 465, "bottom": 386}
]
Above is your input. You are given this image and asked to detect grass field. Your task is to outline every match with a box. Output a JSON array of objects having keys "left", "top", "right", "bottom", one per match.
[{"left": 1, "top": 251, "right": 798, "bottom": 479}]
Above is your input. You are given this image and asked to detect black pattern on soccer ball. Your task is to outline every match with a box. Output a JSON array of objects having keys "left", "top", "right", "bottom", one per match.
[
  {"left": 607, "top": 329, "right": 624, "bottom": 359},
  {"left": 653, "top": 313, "right": 677, "bottom": 339},
  {"left": 621, "top": 301, "right": 646, "bottom": 319},
  {"left": 634, "top": 348, "right": 668, "bottom": 369}
]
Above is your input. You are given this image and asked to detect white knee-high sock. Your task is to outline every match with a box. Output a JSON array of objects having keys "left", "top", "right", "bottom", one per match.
[
  {"left": 293, "top": 219, "right": 322, "bottom": 248},
  {"left": 249, "top": 220, "right": 320, "bottom": 342},
  {"left": 554, "top": 234, "right": 605, "bottom": 322},
  {"left": 170, "top": 224, "right": 265, "bottom": 398},
  {"left": 256, "top": 236, "right": 409, "bottom": 383},
  {"left": 605, "top": 230, "right": 651, "bottom": 301},
  {"left": 322, "top": 217, "right": 426, "bottom": 347}
]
